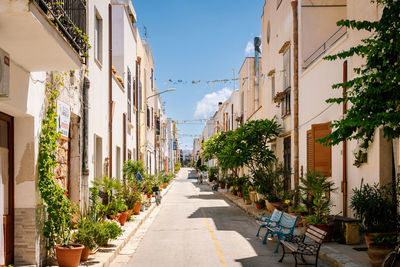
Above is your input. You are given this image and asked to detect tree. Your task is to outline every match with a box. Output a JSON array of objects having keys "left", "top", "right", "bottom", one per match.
[
  {"left": 238, "top": 119, "right": 281, "bottom": 182},
  {"left": 320, "top": 0, "right": 400, "bottom": 149}
]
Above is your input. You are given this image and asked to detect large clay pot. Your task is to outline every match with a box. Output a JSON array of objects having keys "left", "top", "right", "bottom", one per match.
[
  {"left": 80, "top": 246, "right": 91, "bottom": 261},
  {"left": 126, "top": 209, "right": 133, "bottom": 220},
  {"left": 364, "top": 232, "right": 397, "bottom": 248},
  {"left": 55, "top": 244, "right": 84, "bottom": 267},
  {"left": 367, "top": 245, "right": 393, "bottom": 267},
  {"left": 315, "top": 223, "right": 334, "bottom": 242},
  {"left": 118, "top": 211, "right": 128, "bottom": 226},
  {"left": 133, "top": 202, "right": 141, "bottom": 215},
  {"left": 255, "top": 202, "right": 264, "bottom": 210}
]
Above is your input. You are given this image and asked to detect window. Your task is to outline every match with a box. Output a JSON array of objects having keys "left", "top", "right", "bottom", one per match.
[
  {"left": 307, "top": 122, "right": 332, "bottom": 177},
  {"left": 127, "top": 68, "right": 132, "bottom": 122},
  {"left": 281, "top": 88, "right": 291, "bottom": 117},
  {"left": 133, "top": 78, "right": 136, "bottom": 108},
  {"left": 283, "top": 136, "right": 291, "bottom": 191},
  {"left": 283, "top": 48, "right": 291, "bottom": 91},
  {"left": 94, "top": 12, "right": 103, "bottom": 63},
  {"left": 151, "top": 68, "right": 154, "bottom": 90},
  {"left": 147, "top": 107, "right": 150, "bottom": 128},
  {"left": 151, "top": 108, "right": 154, "bottom": 128},
  {"left": 271, "top": 73, "right": 275, "bottom": 100},
  {"left": 94, "top": 135, "right": 102, "bottom": 178},
  {"left": 116, "top": 146, "right": 121, "bottom": 181}
]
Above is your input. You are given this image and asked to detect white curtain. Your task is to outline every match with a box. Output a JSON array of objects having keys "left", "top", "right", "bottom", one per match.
[{"left": 0, "top": 149, "right": 4, "bottom": 265}]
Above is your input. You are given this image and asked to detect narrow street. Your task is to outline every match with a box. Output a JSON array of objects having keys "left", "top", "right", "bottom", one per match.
[{"left": 123, "top": 168, "right": 296, "bottom": 267}]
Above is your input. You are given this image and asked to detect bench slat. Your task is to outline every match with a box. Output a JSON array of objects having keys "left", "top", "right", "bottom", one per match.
[{"left": 305, "top": 226, "right": 327, "bottom": 243}]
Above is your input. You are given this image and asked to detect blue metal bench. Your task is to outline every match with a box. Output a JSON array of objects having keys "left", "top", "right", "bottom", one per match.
[
  {"left": 256, "top": 209, "right": 283, "bottom": 238},
  {"left": 279, "top": 225, "right": 327, "bottom": 266},
  {"left": 264, "top": 212, "right": 299, "bottom": 253}
]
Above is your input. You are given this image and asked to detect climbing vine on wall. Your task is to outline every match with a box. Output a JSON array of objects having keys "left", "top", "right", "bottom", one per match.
[{"left": 38, "top": 74, "right": 73, "bottom": 254}]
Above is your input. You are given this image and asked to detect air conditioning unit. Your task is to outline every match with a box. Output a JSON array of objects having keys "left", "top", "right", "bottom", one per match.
[{"left": 0, "top": 48, "right": 10, "bottom": 98}]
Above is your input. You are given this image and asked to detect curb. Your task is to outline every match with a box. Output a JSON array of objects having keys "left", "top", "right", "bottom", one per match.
[
  {"left": 212, "top": 186, "right": 356, "bottom": 267},
  {"left": 79, "top": 180, "right": 176, "bottom": 267}
]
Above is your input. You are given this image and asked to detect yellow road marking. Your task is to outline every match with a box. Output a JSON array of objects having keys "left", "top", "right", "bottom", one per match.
[{"left": 200, "top": 207, "right": 227, "bottom": 267}]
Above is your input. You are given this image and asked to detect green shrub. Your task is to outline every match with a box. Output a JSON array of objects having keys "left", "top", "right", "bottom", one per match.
[
  {"left": 174, "top": 162, "right": 181, "bottom": 172},
  {"left": 73, "top": 218, "right": 97, "bottom": 250},
  {"left": 351, "top": 182, "right": 399, "bottom": 233}
]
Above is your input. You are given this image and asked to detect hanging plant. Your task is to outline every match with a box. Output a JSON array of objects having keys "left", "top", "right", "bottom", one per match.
[
  {"left": 273, "top": 91, "right": 286, "bottom": 106},
  {"left": 38, "top": 74, "right": 74, "bottom": 257},
  {"left": 353, "top": 149, "right": 368, "bottom": 168}
]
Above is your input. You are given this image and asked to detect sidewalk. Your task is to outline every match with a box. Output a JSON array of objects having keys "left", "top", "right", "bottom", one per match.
[
  {"left": 215, "top": 188, "right": 371, "bottom": 267},
  {"left": 77, "top": 179, "right": 176, "bottom": 267}
]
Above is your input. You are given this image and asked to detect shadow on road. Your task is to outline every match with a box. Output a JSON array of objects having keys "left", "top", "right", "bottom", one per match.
[{"left": 186, "top": 183, "right": 302, "bottom": 267}]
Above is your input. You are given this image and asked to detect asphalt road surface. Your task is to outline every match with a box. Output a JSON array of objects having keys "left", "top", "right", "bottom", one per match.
[{"left": 125, "top": 168, "right": 310, "bottom": 267}]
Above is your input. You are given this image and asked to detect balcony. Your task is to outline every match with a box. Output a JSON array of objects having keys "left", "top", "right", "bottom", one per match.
[
  {"left": 0, "top": 0, "right": 87, "bottom": 71},
  {"left": 302, "top": 26, "right": 347, "bottom": 70}
]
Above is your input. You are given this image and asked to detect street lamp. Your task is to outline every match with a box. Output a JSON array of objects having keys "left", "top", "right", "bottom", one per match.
[{"left": 146, "top": 88, "right": 176, "bottom": 100}]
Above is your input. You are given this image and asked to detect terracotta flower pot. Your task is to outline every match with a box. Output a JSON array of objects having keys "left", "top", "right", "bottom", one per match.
[
  {"left": 220, "top": 183, "right": 225, "bottom": 189},
  {"left": 80, "top": 246, "right": 91, "bottom": 261},
  {"left": 367, "top": 245, "right": 394, "bottom": 267},
  {"left": 118, "top": 211, "right": 128, "bottom": 226},
  {"left": 55, "top": 244, "right": 84, "bottom": 267},
  {"left": 315, "top": 223, "right": 334, "bottom": 242},
  {"left": 255, "top": 202, "right": 264, "bottom": 210},
  {"left": 133, "top": 202, "right": 141, "bottom": 215},
  {"left": 126, "top": 209, "right": 133, "bottom": 220},
  {"left": 364, "top": 232, "right": 396, "bottom": 249}
]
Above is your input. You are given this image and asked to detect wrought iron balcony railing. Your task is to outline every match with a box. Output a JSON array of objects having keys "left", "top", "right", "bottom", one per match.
[
  {"left": 34, "top": 0, "right": 87, "bottom": 59},
  {"left": 302, "top": 26, "right": 347, "bottom": 70}
]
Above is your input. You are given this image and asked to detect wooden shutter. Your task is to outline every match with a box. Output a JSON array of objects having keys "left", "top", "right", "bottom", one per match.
[
  {"left": 311, "top": 122, "right": 332, "bottom": 177},
  {"left": 307, "top": 130, "right": 313, "bottom": 172}
]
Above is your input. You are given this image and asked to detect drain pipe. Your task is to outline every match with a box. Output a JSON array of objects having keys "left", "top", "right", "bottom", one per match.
[
  {"left": 342, "top": 60, "right": 348, "bottom": 216},
  {"left": 108, "top": 4, "right": 113, "bottom": 178},
  {"left": 291, "top": 0, "right": 300, "bottom": 204}
]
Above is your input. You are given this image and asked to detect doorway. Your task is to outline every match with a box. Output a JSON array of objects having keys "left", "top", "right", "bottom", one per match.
[{"left": 0, "top": 112, "right": 14, "bottom": 265}]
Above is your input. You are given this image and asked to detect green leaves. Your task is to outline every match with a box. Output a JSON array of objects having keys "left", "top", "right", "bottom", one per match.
[
  {"left": 320, "top": 0, "right": 400, "bottom": 149},
  {"left": 38, "top": 75, "right": 73, "bottom": 253}
]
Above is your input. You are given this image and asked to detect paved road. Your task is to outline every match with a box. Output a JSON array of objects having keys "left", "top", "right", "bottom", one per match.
[{"left": 125, "top": 168, "right": 299, "bottom": 267}]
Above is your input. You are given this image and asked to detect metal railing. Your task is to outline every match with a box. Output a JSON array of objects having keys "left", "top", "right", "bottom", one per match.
[
  {"left": 34, "top": 0, "right": 87, "bottom": 58},
  {"left": 302, "top": 26, "right": 347, "bottom": 70}
]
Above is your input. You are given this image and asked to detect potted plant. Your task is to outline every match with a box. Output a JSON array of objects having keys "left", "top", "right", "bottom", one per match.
[
  {"left": 298, "top": 170, "right": 336, "bottom": 242},
  {"left": 73, "top": 218, "right": 97, "bottom": 261},
  {"left": 273, "top": 91, "right": 286, "bottom": 107},
  {"left": 115, "top": 197, "right": 128, "bottom": 226},
  {"left": 254, "top": 199, "right": 265, "bottom": 210},
  {"left": 133, "top": 194, "right": 142, "bottom": 215},
  {"left": 111, "top": 65, "right": 116, "bottom": 75},
  {"left": 94, "top": 220, "right": 123, "bottom": 247},
  {"left": 350, "top": 181, "right": 398, "bottom": 264}
]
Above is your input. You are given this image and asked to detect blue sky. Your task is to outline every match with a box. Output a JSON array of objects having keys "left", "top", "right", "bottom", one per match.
[{"left": 132, "top": 0, "right": 265, "bottom": 150}]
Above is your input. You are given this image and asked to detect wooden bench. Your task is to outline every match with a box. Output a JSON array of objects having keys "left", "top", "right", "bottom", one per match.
[
  {"left": 256, "top": 208, "right": 283, "bottom": 238},
  {"left": 264, "top": 212, "right": 299, "bottom": 253},
  {"left": 279, "top": 225, "right": 327, "bottom": 266}
]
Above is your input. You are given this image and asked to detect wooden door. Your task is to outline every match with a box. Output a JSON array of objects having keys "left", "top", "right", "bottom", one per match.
[{"left": 0, "top": 112, "right": 14, "bottom": 265}]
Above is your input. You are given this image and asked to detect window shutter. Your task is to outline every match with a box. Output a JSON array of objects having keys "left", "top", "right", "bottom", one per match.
[
  {"left": 312, "top": 122, "right": 331, "bottom": 177},
  {"left": 307, "top": 130, "right": 313, "bottom": 172}
]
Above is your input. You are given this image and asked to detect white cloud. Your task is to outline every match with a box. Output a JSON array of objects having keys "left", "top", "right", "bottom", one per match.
[
  {"left": 245, "top": 40, "right": 254, "bottom": 56},
  {"left": 194, "top": 88, "right": 233, "bottom": 119}
]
